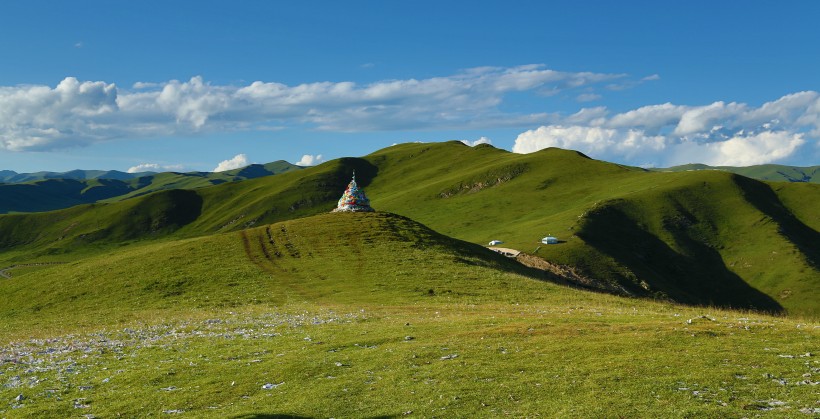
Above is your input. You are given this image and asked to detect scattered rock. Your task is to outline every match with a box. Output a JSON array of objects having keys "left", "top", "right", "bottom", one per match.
[
  {"left": 261, "top": 382, "right": 284, "bottom": 390},
  {"left": 440, "top": 354, "right": 458, "bottom": 360},
  {"left": 772, "top": 378, "right": 788, "bottom": 386},
  {"left": 14, "top": 394, "right": 24, "bottom": 402},
  {"left": 404, "top": 336, "right": 414, "bottom": 341},
  {"left": 686, "top": 315, "right": 716, "bottom": 324},
  {"left": 160, "top": 386, "right": 178, "bottom": 391}
]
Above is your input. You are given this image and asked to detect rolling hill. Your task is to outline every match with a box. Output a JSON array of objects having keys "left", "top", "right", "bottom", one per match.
[
  {"left": 0, "top": 141, "right": 817, "bottom": 317},
  {"left": 0, "top": 168, "right": 152, "bottom": 183},
  {"left": 0, "top": 161, "right": 302, "bottom": 214},
  {"left": 0, "top": 211, "right": 817, "bottom": 417},
  {"left": 657, "top": 163, "right": 820, "bottom": 183}
]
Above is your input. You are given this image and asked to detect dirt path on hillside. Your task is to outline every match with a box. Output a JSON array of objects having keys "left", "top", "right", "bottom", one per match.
[
  {"left": 488, "top": 247, "right": 521, "bottom": 257},
  {"left": 486, "top": 245, "right": 633, "bottom": 296},
  {"left": 0, "top": 262, "right": 67, "bottom": 279},
  {"left": 514, "top": 253, "right": 632, "bottom": 296}
]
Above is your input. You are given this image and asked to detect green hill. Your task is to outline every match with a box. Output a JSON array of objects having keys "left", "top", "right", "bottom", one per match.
[
  {"left": 0, "top": 142, "right": 817, "bottom": 317},
  {"left": 0, "top": 168, "right": 150, "bottom": 183},
  {"left": 0, "top": 161, "right": 302, "bottom": 214},
  {"left": 657, "top": 163, "right": 820, "bottom": 183},
  {"left": 0, "top": 212, "right": 817, "bottom": 417},
  {"left": 0, "top": 212, "right": 549, "bottom": 333}
]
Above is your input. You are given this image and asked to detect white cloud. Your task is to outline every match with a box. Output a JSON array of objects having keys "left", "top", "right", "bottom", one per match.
[
  {"left": 126, "top": 163, "right": 185, "bottom": 173},
  {"left": 127, "top": 163, "right": 161, "bottom": 173},
  {"left": 0, "top": 65, "right": 628, "bottom": 151},
  {"left": 295, "top": 154, "right": 324, "bottom": 166},
  {"left": 213, "top": 154, "right": 249, "bottom": 172},
  {"left": 513, "top": 92, "right": 820, "bottom": 166},
  {"left": 513, "top": 126, "right": 666, "bottom": 161},
  {"left": 460, "top": 137, "right": 493, "bottom": 147},
  {"left": 671, "top": 131, "right": 805, "bottom": 166}
]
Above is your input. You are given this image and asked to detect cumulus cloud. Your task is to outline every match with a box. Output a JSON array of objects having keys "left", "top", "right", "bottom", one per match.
[
  {"left": 514, "top": 126, "right": 665, "bottom": 164},
  {"left": 460, "top": 137, "right": 493, "bottom": 147},
  {"left": 0, "top": 65, "right": 626, "bottom": 151},
  {"left": 295, "top": 154, "right": 324, "bottom": 166},
  {"left": 126, "top": 163, "right": 185, "bottom": 173},
  {"left": 513, "top": 92, "right": 820, "bottom": 166},
  {"left": 213, "top": 154, "right": 249, "bottom": 172}
]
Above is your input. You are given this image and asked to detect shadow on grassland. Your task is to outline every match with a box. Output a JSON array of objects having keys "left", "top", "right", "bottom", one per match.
[{"left": 577, "top": 202, "right": 784, "bottom": 313}]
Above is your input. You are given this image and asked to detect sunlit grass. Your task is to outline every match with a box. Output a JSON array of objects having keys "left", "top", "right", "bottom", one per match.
[{"left": 1, "top": 212, "right": 817, "bottom": 417}]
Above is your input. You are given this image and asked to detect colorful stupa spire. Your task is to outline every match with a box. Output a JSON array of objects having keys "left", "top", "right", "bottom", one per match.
[{"left": 332, "top": 171, "right": 375, "bottom": 212}]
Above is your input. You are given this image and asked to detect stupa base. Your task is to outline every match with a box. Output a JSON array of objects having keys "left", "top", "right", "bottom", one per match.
[{"left": 332, "top": 206, "right": 375, "bottom": 213}]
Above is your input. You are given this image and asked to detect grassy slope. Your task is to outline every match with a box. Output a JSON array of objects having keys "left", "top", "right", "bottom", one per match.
[
  {"left": 0, "top": 142, "right": 816, "bottom": 316},
  {"left": 363, "top": 142, "right": 819, "bottom": 316},
  {"left": 657, "top": 163, "right": 820, "bottom": 183},
  {"left": 1, "top": 213, "right": 817, "bottom": 417}
]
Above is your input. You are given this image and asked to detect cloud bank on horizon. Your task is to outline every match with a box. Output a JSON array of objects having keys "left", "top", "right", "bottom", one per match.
[
  {"left": 513, "top": 91, "right": 818, "bottom": 167},
  {"left": 0, "top": 65, "right": 818, "bottom": 167}
]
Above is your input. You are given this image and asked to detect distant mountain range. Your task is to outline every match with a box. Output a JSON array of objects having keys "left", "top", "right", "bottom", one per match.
[
  {"left": 0, "top": 161, "right": 302, "bottom": 213},
  {"left": 655, "top": 163, "right": 820, "bottom": 183},
  {"left": 0, "top": 169, "right": 151, "bottom": 183}
]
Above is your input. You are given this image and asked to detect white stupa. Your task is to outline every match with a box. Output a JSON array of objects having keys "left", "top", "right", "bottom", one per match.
[{"left": 332, "top": 171, "right": 375, "bottom": 212}]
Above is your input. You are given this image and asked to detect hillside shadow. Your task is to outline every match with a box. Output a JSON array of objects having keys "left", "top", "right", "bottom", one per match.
[
  {"left": 105, "top": 189, "right": 205, "bottom": 240},
  {"left": 335, "top": 158, "right": 379, "bottom": 187},
  {"left": 380, "top": 213, "right": 579, "bottom": 288},
  {"left": 733, "top": 175, "right": 820, "bottom": 269},
  {"left": 578, "top": 204, "right": 783, "bottom": 313}
]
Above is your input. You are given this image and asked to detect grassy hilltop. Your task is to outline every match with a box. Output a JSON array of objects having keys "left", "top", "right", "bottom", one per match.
[
  {"left": 657, "top": 163, "right": 820, "bottom": 184},
  {"left": 0, "top": 141, "right": 817, "bottom": 317},
  {"left": 1, "top": 212, "right": 818, "bottom": 417}
]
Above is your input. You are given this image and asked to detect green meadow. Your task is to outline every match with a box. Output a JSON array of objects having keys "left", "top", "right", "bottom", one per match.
[{"left": 0, "top": 142, "right": 818, "bottom": 417}]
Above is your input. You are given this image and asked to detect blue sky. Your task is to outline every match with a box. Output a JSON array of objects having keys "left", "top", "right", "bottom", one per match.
[{"left": 1, "top": 1, "right": 818, "bottom": 173}]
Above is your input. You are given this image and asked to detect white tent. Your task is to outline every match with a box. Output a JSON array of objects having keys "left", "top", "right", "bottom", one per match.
[{"left": 541, "top": 236, "right": 558, "bottom": 244}]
